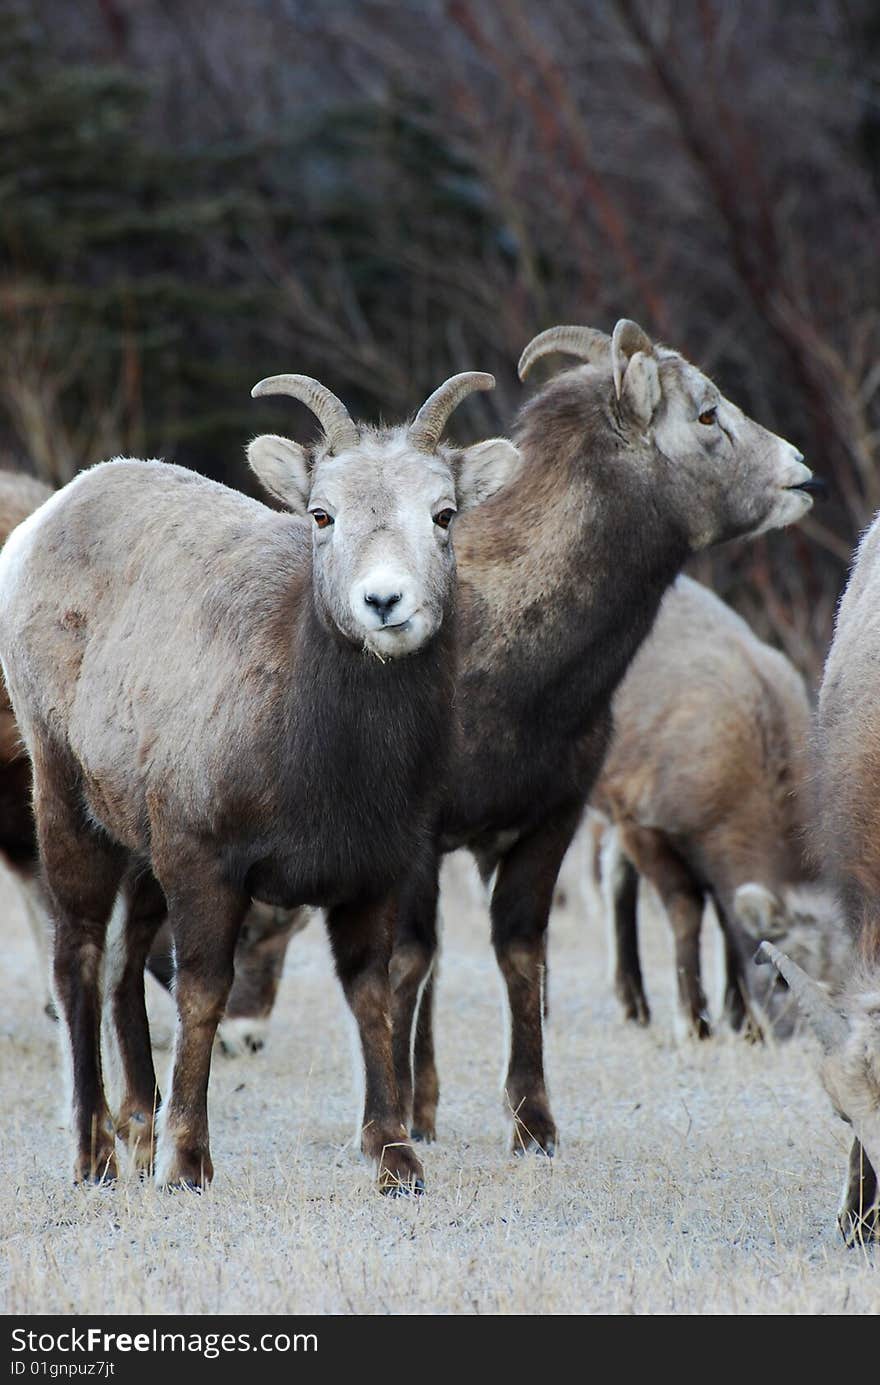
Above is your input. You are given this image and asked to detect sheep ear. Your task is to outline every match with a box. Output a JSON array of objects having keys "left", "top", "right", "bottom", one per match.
[
  {"left": 610, "top": 319, "right": 659, "bottom": 427},
  {"left": 611, "top": 319, "right": 652, "bottom": 387},
  {"left": 455, "top": 438, "right": 522, "bottom": 512},
  {"left": 619, "top": 351, "right": 661, "bottom": 428},
  {"left": 247, "top": 435, "right": 311, "bottom": 514},
  {"left": 734, "top": 882, "right": 787, "bottom": 940}
]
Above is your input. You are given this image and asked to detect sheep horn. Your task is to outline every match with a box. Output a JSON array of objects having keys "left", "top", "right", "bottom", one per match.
[
  {"left": 517, "top": 326, "right": 612, "bottom": 381},
  {"left": 251, "top": 375, "right": 359, "bottom": 455},
  {"left": 611, "top": 319, "right": 654, "bottom": 400},
  {"left": 755, "top": 940, "right": 850, "bottom": 1053},
  {"left": 409, "top": 372, "right": 495, "bottom": 452}
]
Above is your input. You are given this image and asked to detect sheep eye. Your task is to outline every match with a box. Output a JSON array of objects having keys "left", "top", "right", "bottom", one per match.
[
  {"left": 310, "top": 510, "right": 333, "bottom": 529},
  {"left": 434, "top": 508, "right": 456, "bottom": 530},
  {"left": 698, "top": 406, "right": 717, "bottom": 426}
]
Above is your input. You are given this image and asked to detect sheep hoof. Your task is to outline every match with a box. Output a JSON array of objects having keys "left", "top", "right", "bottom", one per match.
[
  {"left": 513, "top": 1138, "right": 556, "bottom": 1159},
  {"left": 740, "top": 1016, "right": 766, "bottom": 1044},
  {"left": 375, "top": 1142, "right": 425, "bottom": 1195},
  {"left": 621, "top": 1002, "right": 651, "bottom": 1026},
  {"left": 513, "top": 1136, "right": 556, "bottom": 1159},
  {"left": 839, "top": 1207, "right": 879, "bottom": 1246},
  {"left": 617, "top": 982, "right": 651, "bottom": 1026},
  {"left": 74, "top": 1151, "right": 118, "bottom": 1187},
  {"left": 509, "top": 1103, "right": 557, "bottom": 1158},
  {"left": 155, "top": 1145, "right": 213, "bottom": 1191},
  {"left": 165, "top": 1179, "right": 205, "bottom": 1195},
  {"left": 838, "top": 1143, "right": 879, "bottom": 1245},
  {"left": 217, "top": 1017, "right": 268, "bottom": 1057},
  {"left": 382, "top": 1176, "right": 426, "bottom": 1198}
]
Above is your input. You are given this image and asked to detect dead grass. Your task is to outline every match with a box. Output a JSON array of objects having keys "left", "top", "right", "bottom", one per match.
[{"left": 0, "top": 837, "right": 876, "bottom": 1315}]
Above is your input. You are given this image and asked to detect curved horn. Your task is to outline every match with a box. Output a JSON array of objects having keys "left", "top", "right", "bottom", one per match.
[
  {"left": 611, "top": 319, "right": 654, "bottom": 399},
  {"left": 756, "top": 941, "right": 850, "bottom": 1052},
  {"left": 409, "top": 372, "right": 495, "bottom": 452},
  {"left": 251, "top": 375, "right": 359, "bottom": 455},
  {"left": 517, "top": 325, "right": 611, "bottom": 381}
]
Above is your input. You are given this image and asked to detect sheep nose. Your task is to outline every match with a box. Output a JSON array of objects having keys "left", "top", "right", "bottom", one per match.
[{"left": 364, "top": 590, "right": 402, "bottom": 623}]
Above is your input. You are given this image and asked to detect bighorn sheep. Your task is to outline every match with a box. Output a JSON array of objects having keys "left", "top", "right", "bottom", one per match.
[
  {"left": 390, "top": 320, "right": 821, "bottom": 1153},
  {"left": 0, "top": 371, "right": 519, "bottom": 1191},
  {"left": 759, "top": 515, "right": 880, "bottom": 1243},
  {"left": 0, "top": 470, "right": 308, "bottom": 1047},
  {"left": 593, "top": 575, "right": 844, "bottom": 1037}
]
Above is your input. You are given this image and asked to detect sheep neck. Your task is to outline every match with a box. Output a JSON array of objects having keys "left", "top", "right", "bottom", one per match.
[{"left": 455, "top": 414, "right": 690, "bottom": 741}]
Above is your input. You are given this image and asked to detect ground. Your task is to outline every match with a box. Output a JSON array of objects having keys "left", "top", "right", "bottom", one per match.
[{"left": 1, "top": 833, "right": 876, "bottom": 1315}]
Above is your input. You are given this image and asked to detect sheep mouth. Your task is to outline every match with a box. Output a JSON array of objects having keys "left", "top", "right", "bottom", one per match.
[
  {"left": 789, "top": 476, "right": 828, "bottom": 499},
  {"left": 362, "top": 610, "right": 430, "bottom": 659}
]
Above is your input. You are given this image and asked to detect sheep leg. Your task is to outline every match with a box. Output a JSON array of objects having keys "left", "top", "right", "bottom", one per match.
[
  {"left": 838, "top": 1138, "right": 880, "bottom": 1244},
  {"left": 218, "top": 904, "right": 307, "bottom": 1056},
  {"left": 410, "top": 966, "right": 439, "bottom": 1141},
  {"left": 601, "top": 827, "right": 650, "bottom": 1024},
  {"left": 721, "top": 926, "right": 750, "bottom": 1032},
  {"left": 32, "top": 739, "right": 126, "bottom": 1183},
  {"left": 328, "top": 895, "right": 424, "bottom": 1192},
  {"left": 102, "top": 870, "right": 168, "bottom": 1172},
  {"left": 712, "top": 895, "right": 764, "bottom": 1038},
  {"left": 147, "top": 905, "right": 307, "bottom": 1056},
  {"left": 389, "top": 854, "right": 440, "bottom": 1139},
  {"left": 492, "top": 803, "right": 582, "bottom": 1156},
  {"left": 620, "top": 824, "right": 710, "bottom": 1038},
  {"left": 153, "top": 870, "right": 247, "bottom": 1189}
]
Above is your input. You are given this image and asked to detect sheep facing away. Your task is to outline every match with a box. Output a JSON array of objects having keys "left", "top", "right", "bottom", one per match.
[
  {"left": 0, "top": 370, "right": 520, "bottom": 1191},
  {"left": 759, "top": 512, "right": 880, "bottom": 1243},
  {"left": 392, "top": 319, "right": 821, "bottom": 1153},
  {"left": 591, "top": 575, "right": 847, "bottom": 1038}
]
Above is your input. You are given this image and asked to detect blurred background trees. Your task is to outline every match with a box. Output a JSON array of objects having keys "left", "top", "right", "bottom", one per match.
[{"left": 1, "top": 0, "right": 878, "bottom": 676}]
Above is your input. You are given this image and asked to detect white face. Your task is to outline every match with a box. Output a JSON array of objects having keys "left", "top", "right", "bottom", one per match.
[
  {"left": 650, "top": 356, "right": 815, "bottom": 547},
  {"left": 735, "top": 882, "right": 839, "bottom": 950},
  {"left": 308, "top": 434, "right": 459, "bottom": 658},
  {"left": 247, "top": 428, "right": 520, "bottom": 659},
  {"left": 734, "top": 882, "right": 843, "bottom": 1033}
]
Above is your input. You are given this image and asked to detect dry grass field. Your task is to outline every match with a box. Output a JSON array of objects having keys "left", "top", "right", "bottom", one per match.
[{"left": 1, "top": 834, "right": 877, "bottom": 1316}]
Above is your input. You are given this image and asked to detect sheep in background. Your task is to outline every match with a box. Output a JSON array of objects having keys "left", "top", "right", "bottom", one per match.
[
  {"left": 0, "top": 370, "right": 520, "bottom": 1191},
  {"left": 760, "top": 513, "right": 880, "bottom": 1243},
  {"left": 592, "top": 575, "right": 846, "bottom": 1037}
]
